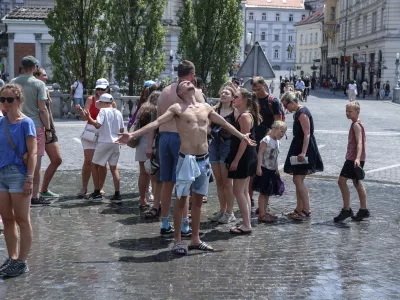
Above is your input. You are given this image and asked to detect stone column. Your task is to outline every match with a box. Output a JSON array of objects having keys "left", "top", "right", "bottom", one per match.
[
  {"left": 7, "top": 33, "right": 15, "bottom": 79},
  {"left": 34, "top": 33, "right": 42, "bottom": 64}
]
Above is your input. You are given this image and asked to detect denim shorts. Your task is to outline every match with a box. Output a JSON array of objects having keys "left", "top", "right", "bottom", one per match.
[
  {"left": 0, "top": 165, "right": 26, "bottom": 193},
  {"left": 209, "top": 139, "right": 231, "bottom": 165},
  {"left": 176, "top": 153, "right": 211, "bottom": 197},
  {"left": 159, "top": 132, "right": 181, "bottom": 182}
]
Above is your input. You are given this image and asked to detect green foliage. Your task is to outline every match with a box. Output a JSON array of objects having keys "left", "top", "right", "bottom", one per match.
[
  {"left": 178, "top": 0, "right": 243, "bottom": 96},
  {"left": 107, "top": 0, "right": 166, "bottom": 95},
  {"left": 45, "top": 0, "right": 109, "bottom": 91}
]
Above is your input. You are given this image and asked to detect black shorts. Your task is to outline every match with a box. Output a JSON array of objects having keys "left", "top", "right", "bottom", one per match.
[{"left": 340, "top": 160, "right": 365, "bottom": 179}]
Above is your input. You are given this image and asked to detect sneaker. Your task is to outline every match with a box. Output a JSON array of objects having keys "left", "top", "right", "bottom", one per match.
[
  {"left": 181, "top": 228, "right": 192, "bottom": 238},
  {"left": 209, "top": 211, "right": 224, "bottom": 222},
  {"left": 160, "top": 226, "right": 175, "bottom": 235},
  {"left": 218, "top": 212, "right": 236, "bottom": 224},
  {"left": 31, "top": 197, "right": 51, "bottom": 206},
  {"left": 0, "top": 258, "right": 15, "bottom": 273},
  {"left": 0, "top": 260, "right": 29, "bottom": 277},
  {"left": 40, "top": 190, "right": 59, "bottom": 198},
  {"left": 334, "top": 208, "right": 354, "bottom": 222},
  {"left": 351, "top": 209, "right": 370, "bottom": 221},
  {"left": 87, "top": 192, "right": 103, "bottom": 201},
  {"left": 110, "top": 194, "right": 122, "bottom": 201}
]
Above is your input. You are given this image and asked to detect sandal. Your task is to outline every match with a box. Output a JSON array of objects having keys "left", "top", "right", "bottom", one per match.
[
  {"left": 302, "top": 210, "right": 312, "bottom": 220},
  {"left": 266, "top": 212, "right": 278, "bottom": 220},
  {"left": 229, "top": 227, "right": 252, "bottom": 235},
  {"left": 258, "top": 214, "right": 276, "bottom": 223},
  {"left": 172, "top": 243, "right": 187, "bottom": 255},
  {"left": 145, "top": 207, "right": 160, "bottom": 219},
  {"left": 188, "top": 241, "right": 214, "bottom": 252},
  {"left": 288, "top": 212, "right": 305, "bottom": 221},
  {"left": 140, "top": 203, "right": 150, "bottom": 210}
]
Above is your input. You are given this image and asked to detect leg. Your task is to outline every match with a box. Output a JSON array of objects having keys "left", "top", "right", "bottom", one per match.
[
  {"left": 151, "top": 177, "right": 161, "bottom": 209},
  {"left": 258, "top": 194, "right": 266, "bottom": 218},
  {"left": 160, "top": 181, "right": 174, "bottom": 220},
  {"left": 338, "top": 176, "right": 350, "bottom": 209},
  {"left": 41, "top": 142, "right": 62, "bottom": 193},
  {"left": 138, "top": 162, "right": 150, "bottom": 206},
  {"left": 0, "top": 192, "right": 18, "bottom": 259},
  {"left": 244, "top": 177, "right": 251, "bottom": 214},
  {"left": 173, "top": 196, "right": 188, "bottom": 243},
  {"left": 32, "top": 156, "right": 42, "bottom": 199},
  {"left": 232, "top": 178, "right": 251, "bottom": 230},
  {"left": 82, "top": 149, "right": 94, "bottom": 192},
  {"left": 91, "top": 163, "right": 101, "bottom": 190},
  {"left": 211, "top": 164, "right": 226, "bottom": 212},
  {"left": 190, "top": 193, "right": 204, "bottom": 245},
  {"left": 352, "top": 179, "right": 367, "bottom": 209},
  {"left": 220, "top": 164, "right": 234, "bottom": 214},
  {"left": 248, "top": 175, "right": 254, "bottom": 203},
  {"left": 99, "top": 164, "right": 107, "bottom": 193},
  {"left": 109, "top": 165, "right": 120, "bottom": 192},
  {"left": 11, "top": 193, "right": 32, "bottom": 261},
  {"left": 293, "top": 175, "right": 310, "bottom": 212}
]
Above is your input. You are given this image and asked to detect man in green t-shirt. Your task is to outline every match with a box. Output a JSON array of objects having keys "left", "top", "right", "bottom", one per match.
[{"left": 11, "top": 56, "right": 51, "bottom": 205}]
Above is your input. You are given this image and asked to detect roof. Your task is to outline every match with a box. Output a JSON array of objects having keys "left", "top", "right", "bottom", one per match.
[
  {"left": 245, "top": 0, "right": 305, "bottom": 9},
  {"left": 4, "top": 7, "right": 52, "bottom": 20},
  {"left": 295, "top": 7, "right": 323, "bottom": 25}
]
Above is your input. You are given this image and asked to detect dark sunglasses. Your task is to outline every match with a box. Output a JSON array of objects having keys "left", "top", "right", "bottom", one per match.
[
  {"left": 96, "top": 88, "right": 106, "bottom": 91},
  {"left": 233, "top": 95, "right": 240, "bottom": 99},
  {"left": 0, "top": 97, "right": 16, "bottom": 103}
]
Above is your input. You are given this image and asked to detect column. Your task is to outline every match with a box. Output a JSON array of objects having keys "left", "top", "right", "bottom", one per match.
[
  {"left": 34, "top": 33, "right": 42, "bottom": 64},
  {"left": 8, "top": 33, "right": 14, "bottom": 79}
]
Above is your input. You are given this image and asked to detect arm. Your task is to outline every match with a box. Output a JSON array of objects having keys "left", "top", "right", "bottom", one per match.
[
  {"left": 353, "top": 123, "right": 363, "bottom": 167},
  {"left": 85, "top": 110, "right": 102, "bottom": 129},
  {"left": 24, "top": 135, "right": 37, "bottom": 197},
  {"left": 256, "top": 141, "right": 267, "bottom": 176},
  {"left": 38, "top": 100, "right": 51, "bottom": 130},
  {"left": 297, "top": 113, "right": 310, "bottom": 162},
  {"left": 76, "top": 96, "right": 92, "bottom": 121},
  {"left": 47, "top": 90, "right": 55, "bottom": 127}
]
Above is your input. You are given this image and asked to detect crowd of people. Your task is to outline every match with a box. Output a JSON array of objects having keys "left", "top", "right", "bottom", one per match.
[{"left": 0, "top": 56, "right": 370, "bottom": 277}]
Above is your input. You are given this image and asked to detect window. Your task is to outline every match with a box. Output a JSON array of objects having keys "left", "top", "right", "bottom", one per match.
[
  {"left": 276, "top": 14, "right": 280, "bottom": 21},
  {"left": 315, "top": 33, "right": 318, "bottom": 44},
  {"left": 274, "top": 49, "right": 279, "bottom": 59},
  {"left": 300, "top": 34, "right": 303, "bottom": 45},
  {"left": 309, "top": 52, "right": 312, "bottom": 63},
  {"left": 302, "top": 14, "right": 306, "bottom": 20},
  {"left": 355, "top": 17, "right": 359, "bottom": 37},
  {"left": 372, "top": 11, "right": 377, "bottom": 32},
  {"left": 249, "top": 12, "right": 254, "bottom": 20},
  {"left": 261, "top": 32, "right": 266, "bottom": 41},
  {"left": 289, "top": 14, "right": 293, "bottom": 22},
  {"left": 330, "top": 7, "right": 336, "bottom": 22},
  {"left": 262, "top": 12, "right": 266, "bottom": 21},
  {"left": 381, "top": 8, "right": 385, "bottom": 29},
  {"left": 363, "top": 14, "right": 367, "bottom": 34},
  {"left": 310, "top": 33, "right": 313, "bottom": 44},
  {"left": 348, "top": 21, "right": 352, "bottom": 38},
  {"left": 305, "top": 34, "right": 308, "bottom": 44},
  {"left": 289, "top": 35, "right": 293, "bottom": 42},
  {"left": 274, "top": 34, "right": 279, "bottom": 41}
]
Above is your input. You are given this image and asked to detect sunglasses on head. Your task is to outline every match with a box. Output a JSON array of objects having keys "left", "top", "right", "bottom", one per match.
[
  {"left": 0, "top": 97, "right": 16, "bottom": 103},
  {"left": 96, "top": 88, "right": 106, "bottom": 91}
]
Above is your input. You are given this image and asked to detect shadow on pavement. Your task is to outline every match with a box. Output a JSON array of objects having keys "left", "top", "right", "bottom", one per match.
[
  {"left": 116, "top": 215, "right": 160, "bottom": 225},
  {"left": 118, "top": 250, "right": 206, "bottom": 263},
  {"left": 109, "top": 237, "right": 171, "bottom": 252}
]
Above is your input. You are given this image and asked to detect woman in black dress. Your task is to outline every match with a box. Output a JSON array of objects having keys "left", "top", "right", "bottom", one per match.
[
  {"left": 281, "top": 92, "right": 323, "bottom": 221},
  {"left": 226, "top": 88, "right": 261, "bottom": 234}
]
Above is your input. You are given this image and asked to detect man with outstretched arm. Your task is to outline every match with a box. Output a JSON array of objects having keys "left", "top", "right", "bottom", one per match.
[{"left": 117, "top": 80, "right": 256, "bottom": 255}]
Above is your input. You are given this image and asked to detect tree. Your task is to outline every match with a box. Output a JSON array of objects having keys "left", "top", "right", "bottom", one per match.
[
  {"left": 178, "top": 0, "right": 243, "bottom": 96},
  {"left": 45, "top": 0, "right": 108, "bottom": 91},
  {"left": 107, "top": 0, "right": 166, "bottom": 95}
]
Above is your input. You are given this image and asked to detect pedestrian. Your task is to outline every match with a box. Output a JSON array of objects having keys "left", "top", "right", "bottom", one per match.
[
  {"left": 134, "top": 90, "right": 161, "bottom": 209},
  {"left": 362, "top": 80, "right": 368, "bottom": 99},
  {"left": 383, "top": 80, "right": 390, "bottom": 99},
  {"left": 11, "top": 56, "right": 51, "bottom": 205},
  {"left": 374, "top": 80, "right": 381, "bottom": 99},
  {"left": 295, "top": 78, "right": 305, "bottom": 100},
  {"left": 127, "top": 81, "right": 156, "bottom": 131},
  {"left": 83, "top": 93, "right": 124, "bottom": 201},
  {"left": 34, "top": 68, "right": 62, "bottom": 199},
  {"left": 347, "top": 80, "right": 357, "bottom": 102},
  {"left": 226, "top": 88, "right": 261, "bottom": 235},
  {"left": 279, "top": 79, "right": 285, "bottom": 98},
  {"left": 75, "top": 78, "right": 110, "bottom": 198},
  {"left": 334, "top": 101, "right": 369, "bottom": 222},
  {"left": 208, "top": 85, "right": 236, "bottom": 224},
  {"left": 155, "top": 61, "right": 205, "bottom": 236},
  {"left": 70, "top": 76, "right": 84, "bottom": 115},
  {"left": 253, "top": 120, "right": 287, "bottom": 223},
  {"left": 269, "top": 80, "right": 275, "bottom": 94},
  {"left": 0, "top": 84, "right": 37, "bottom": 277},
  {"left": 281, "top": 92, "right": 324, "bottom": 221},
  {"left": 117, "top": 80, "right": 255, "bottom": 254}
]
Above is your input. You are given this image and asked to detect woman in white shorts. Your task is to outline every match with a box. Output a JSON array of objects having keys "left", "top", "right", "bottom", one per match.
[{"left": 75, "top": 78, "right": 109, "bottom": 198}]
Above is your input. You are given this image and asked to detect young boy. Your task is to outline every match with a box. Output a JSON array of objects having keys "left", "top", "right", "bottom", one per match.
[
  {"left": 334, "top": 101, "right": 369, "bottom": 222},
  {"left": 84, "top": 93, "right": 124, "bottom": 201}
]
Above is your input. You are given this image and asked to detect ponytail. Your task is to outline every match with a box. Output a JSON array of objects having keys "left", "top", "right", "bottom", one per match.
[{"left": 238, "top": 88, "right": 262, "bottom": 125}]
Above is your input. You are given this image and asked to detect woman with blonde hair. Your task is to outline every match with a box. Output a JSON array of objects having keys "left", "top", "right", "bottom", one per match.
[{"left": 0, "top": 84, "right": 37, "bottom": 277}]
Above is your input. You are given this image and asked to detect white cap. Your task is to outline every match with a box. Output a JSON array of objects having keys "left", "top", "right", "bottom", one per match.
[
  {"left": 97, "top": 93, "right": 113, "bottom": 103},
  {"left": 95, "top": 78, "right": 109, "bottom": 89}
]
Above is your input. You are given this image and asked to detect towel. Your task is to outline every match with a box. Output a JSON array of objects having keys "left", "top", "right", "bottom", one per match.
[{"left": 176, "top": 154, "right": 201, "bottom": 199}]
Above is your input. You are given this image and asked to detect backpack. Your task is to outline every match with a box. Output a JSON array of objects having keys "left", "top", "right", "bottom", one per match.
[{"left": 267, "top": 94, "right": 285, "bottom": 122}]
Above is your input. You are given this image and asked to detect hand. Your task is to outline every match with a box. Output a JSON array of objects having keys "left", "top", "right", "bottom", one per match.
[
  {"left": 83, "top": 109, "right": 90, "bottom": 117},
  {"left": 23, "top": 181, "right": 33, "bottom": 197},
  {"left": 45, "top": 130, "right": 52, "bottom": 142},
  {"left": 116, "top": 132, "right": 134, "bottom": 145},
  {"left": 297, "top": 153, "right": 306, "bottom": 162},
  {"left": 75, "top": 104, "right": 82, "bottom": 112},
  {"left": 229, "top": 160, "right": 239, "bottom": 172},
  {"left": 256, "top": 167, "right": 262, "bottom": 176},
  {"left": 354, "top": 159, "right": 360, "bottom": 167},
  {"left": 146, "top": 147, "right": 153, "bottom": 159},
  {"left": 242, "top": 133, "right": 257, "bottom": 146}
]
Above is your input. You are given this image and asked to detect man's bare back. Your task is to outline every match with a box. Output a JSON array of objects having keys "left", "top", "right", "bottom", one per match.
[{"left": 158, "top": 82, "right": 205, "bottom": 133}]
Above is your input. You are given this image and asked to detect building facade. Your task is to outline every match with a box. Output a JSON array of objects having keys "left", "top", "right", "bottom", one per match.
[
  {"left": 242, "top": 0, "right": 309, "bottom": 73},
  {"left": 295, "top": 7, "right": 323, "bottom": 77}
]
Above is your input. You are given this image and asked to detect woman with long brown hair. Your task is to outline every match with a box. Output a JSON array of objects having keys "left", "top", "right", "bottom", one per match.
[{"left": 226, "top": 88, "right": 261, "bottom": 234}]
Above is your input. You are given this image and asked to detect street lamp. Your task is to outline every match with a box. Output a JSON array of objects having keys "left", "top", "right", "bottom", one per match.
[{"left": 393, "top": 53, "right": 400, "bottom": 103}]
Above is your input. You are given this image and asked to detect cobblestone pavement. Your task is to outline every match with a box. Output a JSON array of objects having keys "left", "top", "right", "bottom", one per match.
[{"left": 1, "top": 94, "right": 400, "bottom": 299}]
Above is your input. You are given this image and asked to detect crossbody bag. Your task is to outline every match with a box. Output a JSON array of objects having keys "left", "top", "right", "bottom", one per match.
[
  {"left": 4, "top": 117, "right": 29, "bottom": 166},
  {"left": 81, "top": 124, "right": 98, "bottom": 143}
]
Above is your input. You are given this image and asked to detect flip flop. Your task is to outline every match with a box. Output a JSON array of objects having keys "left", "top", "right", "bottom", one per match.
[
  {"left": 188, "top": 241, "right": 214, "bottom": 252},
  {"left": 229, "top": 227, "right": 252, "bottom": 235},
  {"left": 172, "top": 243, "right": 187, "bottom": 255}
]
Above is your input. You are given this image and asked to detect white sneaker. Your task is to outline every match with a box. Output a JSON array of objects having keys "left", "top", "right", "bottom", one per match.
[
  {"left": 209, "top": 211, "right": 224, "bottom": 222},
  {"left": 218, "top": 212, "right": 236, "bottom": 224}
]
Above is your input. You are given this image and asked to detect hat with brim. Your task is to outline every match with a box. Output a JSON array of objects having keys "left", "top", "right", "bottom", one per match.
[
  {"left": 97, "top": 93, "right": 113, "bottom": 103},
  {"left": 95, "top": 78, "right": 109, "bottom": 89}
]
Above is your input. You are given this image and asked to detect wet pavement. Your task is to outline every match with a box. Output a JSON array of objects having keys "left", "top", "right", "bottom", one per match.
[{"left": 1, "top": 93, "right": 400, "bottom": 299}]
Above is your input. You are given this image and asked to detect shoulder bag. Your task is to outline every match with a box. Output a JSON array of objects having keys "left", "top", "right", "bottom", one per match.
[{"left": 4, "top": 117, "right": 28, "bottom": 166}]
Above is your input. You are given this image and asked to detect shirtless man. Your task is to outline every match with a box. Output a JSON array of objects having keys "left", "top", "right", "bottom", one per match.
[
  {"left": 150, "top": 60, "right": 205, "bottom": 237},
  {"left": 117, "top": 80, "right": 256, "bottom": 254}
]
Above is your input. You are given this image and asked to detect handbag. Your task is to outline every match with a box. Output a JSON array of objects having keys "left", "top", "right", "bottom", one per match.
[
  {"left": 81, "top": 124, "right": 98, "bottom": 143},
  {"left": 127, "top": 120, "right": 140, "bottom": 148},
  {"left": 4, "top": 117, "right": 29, "bottom": 166}
]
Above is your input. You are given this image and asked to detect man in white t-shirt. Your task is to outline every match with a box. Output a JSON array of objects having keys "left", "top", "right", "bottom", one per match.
[
  {"left": 70, "top": 76, "right": 84, "bottom": 108},
  {"left": 84, "top": 93, "right": 124, "bottom": 201},
  {"left": 362, "top": 80, "right": 368, "bottom": 99}
]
